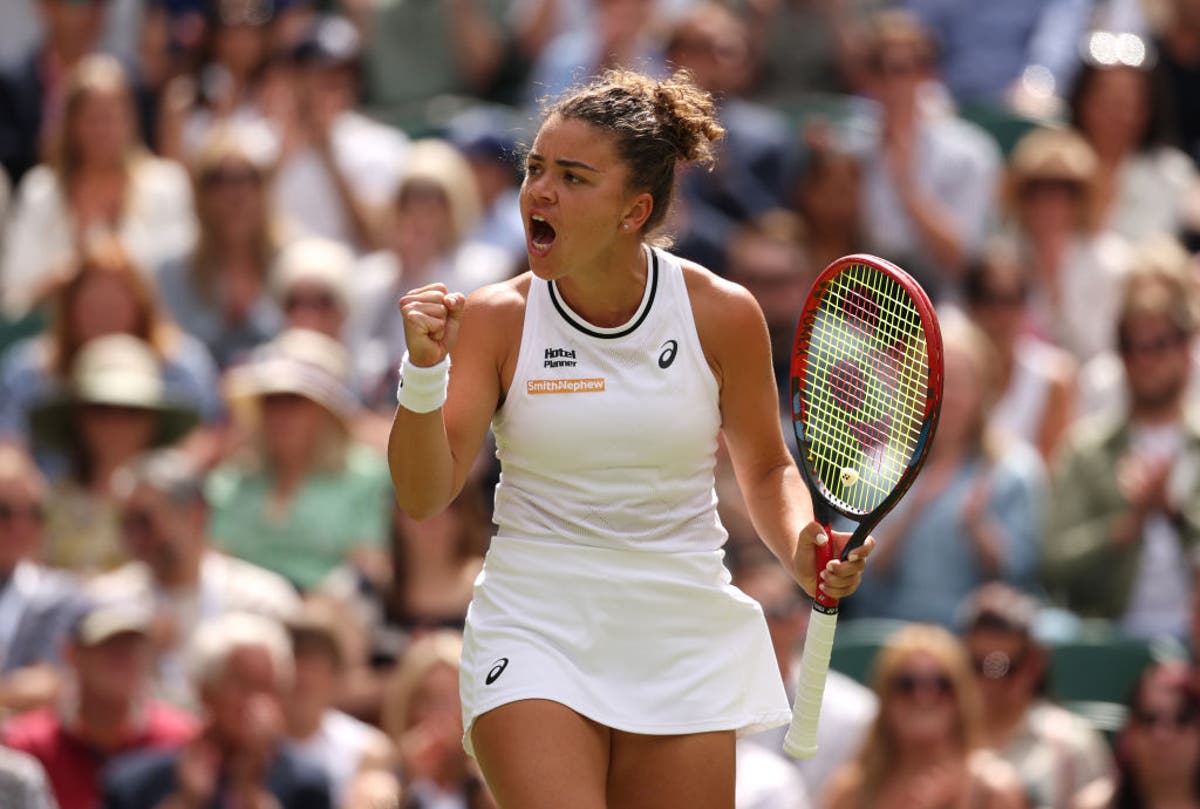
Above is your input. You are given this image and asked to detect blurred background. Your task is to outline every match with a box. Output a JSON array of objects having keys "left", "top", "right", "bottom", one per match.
[{"left": 2, "top": 0, "right": 1200, "bottom": 807}]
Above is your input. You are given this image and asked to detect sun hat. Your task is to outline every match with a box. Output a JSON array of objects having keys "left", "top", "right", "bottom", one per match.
[
  {"left": 29, "top": 334, "right": 200, "bottom": 450},
  {"left": 271, "top": 237, "right": 355, "bottom": 311},
  {"left": 71, "top": 596, "right": 154, "bottom": 647},
  {"left": 223, "top": 328, "right": 358, "bottom": 429}
]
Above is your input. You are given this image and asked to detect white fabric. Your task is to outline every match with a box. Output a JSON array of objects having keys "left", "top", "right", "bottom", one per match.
[
  {"left": 1024, "top": 231, "right": 1132, "bottom": 364},
  {"left": 461, "top": 249, "right": 790, "bottom": 751},
  {"left": 491, "top": 247, "right": 724, "bottom": 552},
  {"left": 273, "top": 112, "right": 410, "bottom": 249},
  {"left": 1108, "top": 147, "right": 1198, "bottom": 243},
  {"left": 745, "top": 666, "right": 878, "bottom": 798},
  {"left": 991, "top": 337, "right": 1065, "bottom": 447},
  {"left": 290, "top": 710, "right": 380, "bottom": 804},
  {"left": 736, "top": 741, "right": 813, "bottom": 809},
  {"left": 1120, "top": 423, "right": 1192, "bottom": 640},
  {"left": 460, "top": 536, "right": 791, "bottom": 756},
  {"left": 1, "top": 159, "right": 196, "bottom": 316}
]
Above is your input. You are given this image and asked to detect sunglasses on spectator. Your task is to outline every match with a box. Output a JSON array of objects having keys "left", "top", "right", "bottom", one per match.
[
  {"left": 890, "top": 672, "right": 954, "bottom": 699},
  {"left": 1119, "top": 332, "right": 1188, "bottom": 358},
  {"left": 1131, "top": 708, "right": 1199, "bottom": 731},
  {"left": 202, "top": 168, "right": 262, "bottom": 189},
  {"left": 0, "top": 502, "right": 46, "bottom": 525},
  {"left": 284, "top": 291, "right": 339, "bottom": 312},
  {"left": 972, "top": 649, "right": 1029, "bottom": 680}
]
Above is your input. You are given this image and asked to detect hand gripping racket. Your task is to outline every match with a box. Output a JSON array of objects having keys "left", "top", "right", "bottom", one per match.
[{"left": 782, "top": 254, "right": 943, "bottom": 759}]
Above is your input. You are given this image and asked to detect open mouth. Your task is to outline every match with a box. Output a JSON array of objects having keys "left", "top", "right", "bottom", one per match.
[{"left": 529, "top": 214, "right": 557, "bottom": 253}]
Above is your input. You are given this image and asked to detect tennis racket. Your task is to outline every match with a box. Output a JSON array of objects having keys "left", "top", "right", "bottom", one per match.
[{"left": 782, "top": 254, "right": 944, "bottom": 759}]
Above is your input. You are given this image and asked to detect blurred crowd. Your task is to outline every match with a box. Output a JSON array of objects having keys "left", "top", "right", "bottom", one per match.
[{"left": 2, "top": 0, "right": 1200, "bottom": 807}]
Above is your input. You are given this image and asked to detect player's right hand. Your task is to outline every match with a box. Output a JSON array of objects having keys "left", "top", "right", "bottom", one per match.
[{"left": 400, "top": 283, "right": 467, "bottom": 367}]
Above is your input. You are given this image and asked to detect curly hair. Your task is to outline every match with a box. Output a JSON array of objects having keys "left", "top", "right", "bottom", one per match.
[{"left": 547, "top": 68, "right": 725, "bottom": 234}]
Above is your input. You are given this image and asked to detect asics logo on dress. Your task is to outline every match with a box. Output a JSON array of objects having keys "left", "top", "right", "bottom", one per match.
[
  {"left": 544, "top": 347, "right": 577, "bottom": 368},
  {"left": 486, "top": 657, "right": 509, "bottom": 684},
  {"left": 658, "top": 340, "right": 678, "bottom": 369}
]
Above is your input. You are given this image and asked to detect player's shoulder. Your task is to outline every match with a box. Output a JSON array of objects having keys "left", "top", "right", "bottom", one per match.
[
  {"left": 677, "top": 255, "right": 764, "bottom": 327},
  {"left": 462, "top": 272, "right": 532, "bottom": 325}
]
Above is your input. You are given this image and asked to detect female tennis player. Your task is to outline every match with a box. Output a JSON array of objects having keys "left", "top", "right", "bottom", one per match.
[{"left": 389, "top": 68, "right": 875, "bottom": 809}]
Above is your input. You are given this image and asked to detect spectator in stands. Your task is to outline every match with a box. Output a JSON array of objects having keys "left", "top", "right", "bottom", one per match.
[
  {"left": 1154, "top": 0, "right": 1200, "bottom": 165},
  {"left": 208, "top": 328, "right": 392, "bottom": 591},
  {"left": 1072, "top": 660, "right": 1200, "bottom": 809},
  {"left": 663, "top": 3, "right": 801, "bottom": 274},
  {"left": 0, "top": 747, "right": 57, "bottom": 809},
  {"left": 28, "top": 333, "right": 201, "bottom": 575},
  {"left": 1074, "top": 236, "right": 1200, "bottom": 421},
  {"left": 848, "top": 311, "right": 1045, "bottom": 627},
  {"left": 158, "top": 0, "right": 277, "bottom": 161},
  {"left": 273, "top": 237, "right": 354, "bottom": 344},
  {"left": 0, "top": 240, "right": 221, "bottom": 458},
  {"left": 791, "top": 130, "right": 864, "bottom": 274},
  {"left": 523, "top": 0, "right": 667, "bottom": 110},
  {"left": 1043, "top": 264, "right": 1200, "bottom": 642},
  {"left": 380, "top": 630, "right": 491, "bottom": 809},
  {"left": 1, "top": 54, "right": 196, "bottom": 319},
  {"left": 735, "top": 557, "right": 874, "bottom": 802},
  {"left": 445, "top": 104, "right": 528, "bottom": 269},
  {"left": 1001, "top": 126, "right": 1133, "bottom": 363},
  {"left": 899, "top": 0, "right": 1093, "bottom": 112},
  {"left": 156, "top": 125, "right": 284, "bottom": 369},
  {"left": 1070, "top": 38, "right": 1200, "bottom": 243},
  {"left": 742, "top": 0, "right": 883, "bottom": 103},
  {"left": 102, "top": 612, "right": 332, "bottom": 809},
  {"left": 88, "top": 448, "right": 300, "bottom": 709},
  {"left": 965, "top": 237, "right": 1078, "bottom": 461},
  {"left": 351, "top": 139, "right": 512, "bottom": 410},
  {"left": 285, "top": 600, "right": 393, "bottom": 808},
  {"left": 960, "top": 583, "right": 1114, "bottom": 809},
  {"left": 857, "top": 9, "right": 1002, "bottom": 299},
  {"left": 0, "top": 0, "right": 111, "bottom": 184},
  {"left": 824, "top": 623, "right": 1026, "bottom": 809},
  {"left": 271, "top": 14, "right": 409, "bottom": 253},
  {"left": 355, "top": 0, "right": 512, "bottom": 130},
  {"left": 1, "top": 598, "right": 198, "bottom": 809},
  {"left": 0, "top": 446, "right": 80, "bottom": 717}
]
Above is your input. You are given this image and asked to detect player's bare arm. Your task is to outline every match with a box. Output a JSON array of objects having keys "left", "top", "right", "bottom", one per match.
[{"left": 388, "top": 277, "right": 526, "bottom": 519}]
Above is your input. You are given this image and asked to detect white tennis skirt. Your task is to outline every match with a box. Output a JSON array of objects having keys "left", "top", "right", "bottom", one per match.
[{"left": 459, "top": 535, "right": 792, "bottom": 757}]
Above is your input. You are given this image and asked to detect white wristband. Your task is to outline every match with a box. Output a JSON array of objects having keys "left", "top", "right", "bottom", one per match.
[{"left": 397, "top": 352, "right": 450, "bottom": 413}]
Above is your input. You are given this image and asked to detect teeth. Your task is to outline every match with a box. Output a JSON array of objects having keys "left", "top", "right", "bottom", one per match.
[{"left": 532, "top": 214, "right": 546, "bottom": 222}]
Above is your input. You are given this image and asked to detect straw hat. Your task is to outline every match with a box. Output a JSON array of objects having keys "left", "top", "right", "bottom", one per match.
[
  {"left": 271, "top": 237, "right": 354, "bottom": 311},
  {"left": 224, "top": 328, "right": 358, "bottom": 429},
  {"left": 1003, "top": 126, "right": 1102, "bottom": 228},
  {"left": 30, "top": 334, "right": 200, "bottom": 449}
]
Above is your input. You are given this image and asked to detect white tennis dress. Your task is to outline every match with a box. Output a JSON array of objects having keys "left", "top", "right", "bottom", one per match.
[{"left": 459, "top": 246, "right": 792, "bottom": 755}]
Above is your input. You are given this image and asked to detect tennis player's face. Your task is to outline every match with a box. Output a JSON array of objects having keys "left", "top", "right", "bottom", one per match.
[{"left": 521, "top": 115, "right": 639, "bottom": 280}]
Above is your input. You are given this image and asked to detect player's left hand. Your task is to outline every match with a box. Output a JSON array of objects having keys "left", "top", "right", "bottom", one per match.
[{"left": 791, "top": 523, "right": 875, "bottom": 601}]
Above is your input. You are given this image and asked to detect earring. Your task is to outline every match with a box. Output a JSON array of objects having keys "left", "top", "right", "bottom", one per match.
[{"left": 622, "top": 223, "right": 630, "bottom": 231}]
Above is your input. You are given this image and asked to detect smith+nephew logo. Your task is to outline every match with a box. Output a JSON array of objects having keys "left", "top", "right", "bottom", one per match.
[
  {"left": 544, "top": 347, "right": 577, "bottom": 368},
  {"left": 527, "top": 378, "right": 605, "bottom": 395}
]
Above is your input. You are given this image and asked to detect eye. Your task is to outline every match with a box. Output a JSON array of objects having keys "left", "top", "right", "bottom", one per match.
[
  {"left": 564, "top": 172, "right": 582, "bottom": 185},
  {"left": 524, "top": 162, "right": 543, "bottom": 178}
]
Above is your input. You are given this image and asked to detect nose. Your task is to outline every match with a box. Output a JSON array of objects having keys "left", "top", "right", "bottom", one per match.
[{"left": 524, "top": 172, "right": 555, "bottom": 205}]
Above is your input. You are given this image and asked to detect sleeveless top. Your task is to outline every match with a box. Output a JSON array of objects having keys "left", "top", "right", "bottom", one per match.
[{"left": 491, "top": 247, "right": 727, "bottom": 553}]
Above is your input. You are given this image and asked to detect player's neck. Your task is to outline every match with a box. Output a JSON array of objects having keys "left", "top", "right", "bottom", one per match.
[{"left": 553, "top": 242, "right": 648, "bottom": 328}]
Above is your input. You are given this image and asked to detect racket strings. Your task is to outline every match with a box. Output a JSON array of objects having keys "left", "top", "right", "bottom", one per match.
[{"left": 801, "top": 264, "right": 931, "bottom": 514}]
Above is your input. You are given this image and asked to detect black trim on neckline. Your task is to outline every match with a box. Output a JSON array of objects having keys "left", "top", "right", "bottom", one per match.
[{"left": 547, "top": 249, "right": 659, "bottom": 339}]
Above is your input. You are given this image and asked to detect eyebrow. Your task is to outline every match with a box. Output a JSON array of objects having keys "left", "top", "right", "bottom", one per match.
[{"left": 527, "top": 152, "right": 601, "bottom": 174}]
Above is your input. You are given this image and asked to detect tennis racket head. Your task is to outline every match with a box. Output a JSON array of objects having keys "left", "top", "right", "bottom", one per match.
[{"left": 790, "top": 253, "right": 943, "bottom": 539}]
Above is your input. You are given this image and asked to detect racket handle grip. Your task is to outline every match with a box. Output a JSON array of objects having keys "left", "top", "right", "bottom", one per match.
[{"left": 782, "top": 606, "right": 839, "bottom": 759}]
